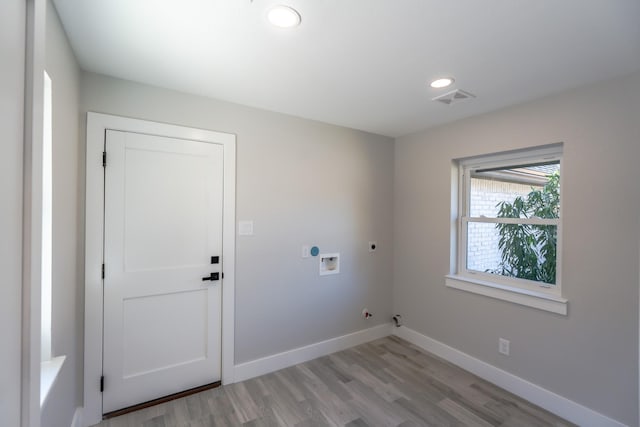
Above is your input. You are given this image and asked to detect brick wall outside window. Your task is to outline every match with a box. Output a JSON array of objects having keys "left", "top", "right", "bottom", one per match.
[{"left": 466, "top": 179, "right": 541, "bottom": 273}]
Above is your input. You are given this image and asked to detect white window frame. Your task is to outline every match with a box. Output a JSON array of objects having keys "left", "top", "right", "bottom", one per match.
[
  {"left": 41, "top": 71, "right": 52, "bottom": 363},
  {"left": 40, "top": 71, "right": 66, "bottom": 408},
  {"left": 446, "top": 144, "right": 568, "bottom": 315}
]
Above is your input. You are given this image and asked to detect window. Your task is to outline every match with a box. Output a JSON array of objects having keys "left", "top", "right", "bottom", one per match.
[
  {"left": 40, "top": 71, "right": 65, "bottom": 407},
  {"left": 446, "top": 144, "right": 567, "bottom": 315},
  {"left": 42, "top": 71, "right": 52, "bottom": 363}
]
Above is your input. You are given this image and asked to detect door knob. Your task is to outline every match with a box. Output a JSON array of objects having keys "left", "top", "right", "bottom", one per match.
[{"left": 202, "top": 272, "right": 219, "bottom": 281}]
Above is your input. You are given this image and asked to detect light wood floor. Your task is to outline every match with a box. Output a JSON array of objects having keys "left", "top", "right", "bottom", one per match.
[{"left": 92, "top": 336, "right": 575, "bottom": 427}]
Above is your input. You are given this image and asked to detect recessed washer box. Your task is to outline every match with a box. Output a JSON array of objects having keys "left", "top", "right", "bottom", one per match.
[{"left": 319, "top": 253, "right": 340, "bottom": 276}]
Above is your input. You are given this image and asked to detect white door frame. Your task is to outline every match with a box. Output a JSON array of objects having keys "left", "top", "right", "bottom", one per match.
[{"left": 83, "top": 112, "right": 236, "bottom": 426}]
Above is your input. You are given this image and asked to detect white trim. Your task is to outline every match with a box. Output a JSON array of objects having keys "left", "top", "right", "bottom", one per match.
[
  {"left": 40, "top": 355, "right": 65, "bottom": 407},
  {"left": 83, "top": 113, "right": 104, "bottom": 426},
  {"left": 222, "top": 130, "right": 236, "bottom": 385},
  {"left": 234, "top": 324, "right": 392, "bottom": 382},
  {"left": 459, "top": 143, "right": 563, "bottom": 169},
  {"left": 70, "top": 407, "right": 83, "bottom": 427},
  {"left": 23, "top": 0, "right": 47, "bottom": 426},
  {"left": 394, "top": 326, "right": 626, "bottom": 427},
  {"left": 463, "top": 216, "right": 559, "bottom": 226},
  {"left": 83, "top": 112, "right": 236, "bottom": 427},
  {"left": 446, "top": 275, "right": 567, "bottom": 315}
]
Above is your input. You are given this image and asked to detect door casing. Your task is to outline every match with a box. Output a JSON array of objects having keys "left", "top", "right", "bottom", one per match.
[{"left": 83, "top": 112, "right": 236, "bottom": 426}]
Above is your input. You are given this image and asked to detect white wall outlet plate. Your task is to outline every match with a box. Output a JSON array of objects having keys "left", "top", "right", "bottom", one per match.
[{"left": 499, "top": 338, "right": 510, "bottom": 356}]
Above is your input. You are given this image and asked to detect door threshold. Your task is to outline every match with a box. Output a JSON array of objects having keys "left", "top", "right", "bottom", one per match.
[{"left": 103, "top": 381, "right": 222, "bottom": 419}]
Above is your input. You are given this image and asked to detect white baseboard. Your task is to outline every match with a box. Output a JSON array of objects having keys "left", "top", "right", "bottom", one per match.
[
  {"left": 234, "top": 323, "right": 392, "bottom": 382},
  {"left": 70, "top": 406, "right": 83, "bottom": 427},
  {"left": 393, "top": 326, "right": 627, "bottom": 427}
]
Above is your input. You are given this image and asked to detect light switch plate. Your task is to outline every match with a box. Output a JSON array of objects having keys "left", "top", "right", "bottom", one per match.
[
  {"left": 499, "top": 338, "right": 510, "bottom": 356},
  {"left": 238, "top": 220, "right": 254, "bottom": 236}
]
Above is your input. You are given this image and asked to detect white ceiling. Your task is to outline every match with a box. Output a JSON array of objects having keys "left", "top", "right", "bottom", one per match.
[{"left": 53, "top": 0, "right": 640, "bottom": 137}]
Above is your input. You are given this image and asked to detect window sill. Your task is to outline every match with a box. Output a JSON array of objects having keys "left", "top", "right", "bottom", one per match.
[
  {"left": 41, "top": 355, "right": 66, "bottom": 407},
  {"left": 445, "top": 275, "right": 567, "bottom": 315}
]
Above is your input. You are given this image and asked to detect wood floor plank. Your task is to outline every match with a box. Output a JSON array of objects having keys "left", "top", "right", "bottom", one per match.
[
  {"left": 274, "top": 370, "right": 307, "bottom": 403},
  {"left": 140, "top": 415, "right": 166, "bottom": 427},
  {"left": 381, "top": 353, "right": 450, "bottom": 403},
  {"left": 293, "top": 404, "right": 334, "bottom": 427},
  {"left": 260, "top": 375, "right": 309, "bottom": 425},
  {"left": 380, "top": 352, "right": 502, "bottom": 424},
  {"left": 92, "top": 336, "right": 575, "bottom": 427},
  {"left": 471, "top": 381, "right": 575, "bottom": 427},
  {"left": 205, "top": 392, "right": 237, "bottom": 423},
  {"left": 301, "top": 379, "right": 359, "bottom": 426},
  {"left": 346, "top": 364, "right": 407, "bottom": 403},
  {"left": 345, "top": 347, "right": 395, "bottom": 384},
  {"left": 437, "top": 398, "right": 494, "bottom": 427},
  {"left": 343, "top": 418, "right": 369, "bottom": 427},
  {"left": 305, "top": 358, "right": 353, "bottom": 402},
  {"left": 225, "top": 382, "right": 262, "bottom": 424},
  {"left": 392, "top": 396, "right": 465, "bottom": 427}
]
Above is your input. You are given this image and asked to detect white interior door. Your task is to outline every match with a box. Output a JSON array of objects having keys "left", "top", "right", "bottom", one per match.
[{"left": 102, "top": 130, "right": 224, "bottom": 413}]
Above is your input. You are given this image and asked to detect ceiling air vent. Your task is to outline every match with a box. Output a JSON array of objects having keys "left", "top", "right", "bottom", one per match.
[{"left": 432, "top": 89, "right": 476, "bottom": 105}]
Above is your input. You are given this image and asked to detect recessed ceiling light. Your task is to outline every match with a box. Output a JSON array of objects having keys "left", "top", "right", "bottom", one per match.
[
  {"left": 267, "top": 5, "right": 301, "bottom": 28},
  {"left": 430, "top": 77, "right": 455, "bottom": 89}
]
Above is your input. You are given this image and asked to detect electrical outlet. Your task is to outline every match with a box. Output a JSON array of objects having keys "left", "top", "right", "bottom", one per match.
[
  {"left": 499, "top": 338, "right": 510, "bottom": 356},
  {"left": 368, "top": 241, "right": 377, "bottom": 252}
]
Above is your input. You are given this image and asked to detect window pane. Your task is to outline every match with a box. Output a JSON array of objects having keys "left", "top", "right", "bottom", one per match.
[
  {"left": 42, "top": 71, "right": 53, "bottom": 362},
  {"left": 466, "top": 221, "right": 557, "bottom": 285},
  {"left": 470, "top": 162, "right": 560, "bottom": 218}
]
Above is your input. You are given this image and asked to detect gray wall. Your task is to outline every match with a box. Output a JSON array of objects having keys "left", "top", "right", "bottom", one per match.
[
  {"left": 80, "top": 72, "right": 395, "bottom": 364},
  {"left": 40, "top": 3, "right": 83, "bottom": 427},
  {"left": 394, "top": 71, "right": 640, "bottom": 426},
  {"left": 0, "top": 0, "right": 25, "bottom": 425}
]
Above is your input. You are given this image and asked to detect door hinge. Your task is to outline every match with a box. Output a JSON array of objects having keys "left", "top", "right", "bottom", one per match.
[
  {"left": 100, "top": 375, "right": 104, "bottom": 392},
  {"left": 222, "top": 272, "right": 224, "bottom": 279},
  {"left": 102, "top": 151, "right": 107, "bottom": 167},
  {"left": 101, "top": 263, "right": 105, "bottom": 279}
]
